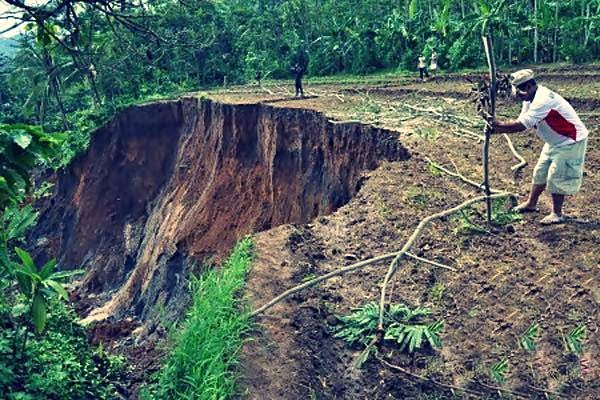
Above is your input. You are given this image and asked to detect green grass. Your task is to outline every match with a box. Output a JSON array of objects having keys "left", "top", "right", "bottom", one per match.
[{"left": 143, "top": 237, "right": 254, "bottom": 400}]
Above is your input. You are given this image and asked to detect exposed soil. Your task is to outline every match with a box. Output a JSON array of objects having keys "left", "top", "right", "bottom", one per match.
[
  {"left": 234, "top": 66, "right": 599, "bottom": 399},
  {"left": 34, "top": 65, "right": 599, "bottom": 398}
]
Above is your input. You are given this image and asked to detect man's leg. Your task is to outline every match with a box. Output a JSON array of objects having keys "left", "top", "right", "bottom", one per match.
[
  {"left": 515, "top": 183, "right": 545, "bottom": 212},
  {"left": 551, "top": 193, "right": 565, "bottom": 215}
]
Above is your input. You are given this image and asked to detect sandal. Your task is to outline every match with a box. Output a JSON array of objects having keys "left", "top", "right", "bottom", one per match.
[
  {"left": 540, "top": 213, "right": 565, "bottom": 225},
  {"left": 512, "top": 203, "right": 539, "bottom": 213}
]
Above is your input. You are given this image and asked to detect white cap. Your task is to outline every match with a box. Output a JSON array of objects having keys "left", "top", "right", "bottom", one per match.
[{"left": 510, "top": 69, "right": 534, "bottom": 86}]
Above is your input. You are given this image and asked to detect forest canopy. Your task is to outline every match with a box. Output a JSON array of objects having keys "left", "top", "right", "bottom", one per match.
[{"left": 1, "top": 0, "right": 599, "bottom": 134}]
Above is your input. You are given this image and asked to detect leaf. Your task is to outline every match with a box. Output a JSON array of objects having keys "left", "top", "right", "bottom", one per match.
[
  {"left": 31, "top": 292, "right": 47, "bottom": 333},
  {"left": 14, "top": 247, "right": 36, "bottom": 272},
  {"left": 39, "top": 258, "right": 57, "bottom": 280},
  {"left": 13, "top": 132, "right": 32, "bottom": 149},
  {"left": 49, "top": 269, "right": 85, "bottom": 280},
  {"left": 44, "top": 279, "right": 68, "bottom": 300},
  {"left": 408, "top": 0, "right": 417, "bottom": 19}
]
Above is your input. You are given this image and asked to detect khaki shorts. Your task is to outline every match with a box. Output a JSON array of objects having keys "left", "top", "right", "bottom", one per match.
[{"left": 532, "top": 138, "right": 588, "bottom": 195}]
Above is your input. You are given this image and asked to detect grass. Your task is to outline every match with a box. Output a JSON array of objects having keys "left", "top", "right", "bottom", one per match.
[{"left": 143, "top": 237, "right": 254, "bottom": 400}]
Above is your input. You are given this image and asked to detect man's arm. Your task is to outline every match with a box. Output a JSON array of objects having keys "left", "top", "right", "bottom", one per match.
[{"left": 493, "top": 119, "right": 527, "bottom": 134}]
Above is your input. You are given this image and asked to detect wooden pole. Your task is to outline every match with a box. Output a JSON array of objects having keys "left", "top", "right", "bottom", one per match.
[{"left": 482, "top": 34, "right": 497, "bottom": 225}]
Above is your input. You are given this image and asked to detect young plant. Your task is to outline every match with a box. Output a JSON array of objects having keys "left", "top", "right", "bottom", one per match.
[
  {"left": 490, "top": 358, "right": 509, "bottom": 383},
  {"left": 11, "top": 247, "right": 83, "bottom": 333},
  {"left": 334, "top": 302, "right": 444, "bottom": 361},
  {"left": 566, "top": 325, "right": 586, "bottom": 355},
  {"left": 520, "top": 322, "right": 540, "bottom": 352}
]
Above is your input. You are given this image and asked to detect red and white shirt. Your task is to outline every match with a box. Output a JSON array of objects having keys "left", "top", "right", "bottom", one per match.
[{"left": 517, "top": 85, "right": 588, "bottom": 147}]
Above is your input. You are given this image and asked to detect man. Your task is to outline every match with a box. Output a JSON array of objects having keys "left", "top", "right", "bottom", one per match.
[
  {"left": 418, "top": 54, "right": 429, "bottom": 81},
  {"left": 291, "top": 63, "right": 305, "bottom": 97},
  {"left": 493, "top": 69, "right": 589, "bottom": 225}
]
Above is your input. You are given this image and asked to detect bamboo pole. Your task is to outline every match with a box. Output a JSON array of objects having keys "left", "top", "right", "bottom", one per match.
[{"left": 482, "top": 34, "right": 497, "bottom": 225}]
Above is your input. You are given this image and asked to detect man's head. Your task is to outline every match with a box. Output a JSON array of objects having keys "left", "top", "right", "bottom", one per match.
[{"left": 510, "top": 69, "right": 537, "bottom": 101}]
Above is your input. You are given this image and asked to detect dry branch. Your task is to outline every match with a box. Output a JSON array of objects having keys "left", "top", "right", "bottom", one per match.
[
  {"left": 503, "top": 134, "right": 527, "bottom": 172},
  {"left": 377, "top": 192, "right": 514, "bottom": 330},
  {"left": 250, "top": 251, "right": 453, "bottom": 317},
  {"left": 425, "top": 157, "right": 502, "bottom": 194},
  {"left": 377, "top": 356, "right": 524, "bottom": 398}
]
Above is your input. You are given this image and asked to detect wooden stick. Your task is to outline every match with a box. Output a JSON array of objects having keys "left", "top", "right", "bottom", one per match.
[
  {"left": 250, "top": 252, "right": 454, "bottom": 317},
  {"left": 425, "top": 157, "right": 502, "bottom": 194},
  {"left": 503, "top": 133, "right": 527, "bottom": 172},
  {"left": 377, "top": 192, "right": 514, "bottom": 330},
  {"left": 482, "top": 34, "right": 497, "bottom": 225}
]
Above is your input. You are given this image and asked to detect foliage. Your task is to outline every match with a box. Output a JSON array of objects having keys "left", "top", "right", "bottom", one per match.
[
  {"left": 490, "top": 358, "right": 509, "bottom": 383},
  {"left": 520, "top": 322, "right": 540, "bottom": 352},
  {"left": 2, "top": 0, "right": 600, "bottom": 142},
  {"left": 0, "top": 124, "right": 64, "bottom": 208},
  {"left": 453, "top": 199, "right": 521, "bottom": 235},
  {"left": 566, "top": 325, "right": 586, "bottom": 355},
  {"left": 0, "top": 299, "right": 125, "bottom": 399},
  {"left": 11, "top": 247, "right": 83, "bottom": 333},
  {"left": 334, "top": 302, "right": 444, "bottom": 355},
  {"left": 141, "top": 237, "right": 254, "bottom": 400}
]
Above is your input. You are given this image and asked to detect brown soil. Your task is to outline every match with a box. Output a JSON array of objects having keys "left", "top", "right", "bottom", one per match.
[
  {"left": 34, "top": 64, "right": 599, "bottom": 399},
  {"left": 234, "top": 66, "right": 599, "bottom": 399}
]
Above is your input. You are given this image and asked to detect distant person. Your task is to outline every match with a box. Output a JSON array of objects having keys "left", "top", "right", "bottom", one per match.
[
  {"left": 429, "top": 50, "right": 438, "bottom": 76},
  {"left": 418, "top": 55, "right": 429, "bottom": 81},
  {"left": 291, "top": 63, "right": 305, "bottom": 97},
  {"left": 255, "top": 69, "right": 262, "bottom": 85},
  {"left": 492, "top": 69, "right": 589, "bottom": 225}
]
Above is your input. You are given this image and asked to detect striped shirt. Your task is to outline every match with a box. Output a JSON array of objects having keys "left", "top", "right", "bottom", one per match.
[{"left": 517, "top": 85, "right": 588, "bottom": 147}]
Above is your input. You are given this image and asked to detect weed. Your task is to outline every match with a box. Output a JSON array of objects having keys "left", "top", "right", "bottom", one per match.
[
  {"left": 490, "top": 358, "right": 509, "bottom": 383},
  {"left": 429, "top": 282, "right": 445, "bottom": 303},
  {"left": 520, "top": 322, "right": 540, "bottom": 352},
  {"left": 490, "top": 199, "right": 522, "bottom": 225},
  {"left": 416, "top": 127, "right": 439, "bottom": 141},
  {"left": 566, "top": 325, "right": 586, "bottom": 355},
  {"left": 334, "top": 302, "right": 443, "bottom": 362}
]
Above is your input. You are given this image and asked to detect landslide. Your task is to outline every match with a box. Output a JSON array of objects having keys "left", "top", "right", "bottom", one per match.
[{"left": 31, "top": 97, "right": 408, "bottom": 325}]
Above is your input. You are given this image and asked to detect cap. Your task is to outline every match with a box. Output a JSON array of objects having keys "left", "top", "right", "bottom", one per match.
[{"left": 510, "top": 69, "right": 534, "bottom": 86}]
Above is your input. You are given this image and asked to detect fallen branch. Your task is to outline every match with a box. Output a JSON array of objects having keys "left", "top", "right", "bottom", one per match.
[
  {"left": 377, "top": 355, "right": 496, "bottom": 398},
  {"left": 503, "top": 134, "right": 527, "bottom": 172},
  {"left": 425, "top": 157, "right": 502, "bottom": 194},
  {"left": 250, "top": 251, "right": 454, "bottom": 317},
  {"left": 377, "top": 192, "right": 515, "bottom": 330}
]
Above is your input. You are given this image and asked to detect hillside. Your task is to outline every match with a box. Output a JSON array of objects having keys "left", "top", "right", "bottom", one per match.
[{"left": 30, "top": 65, "right": 599, "bottom": 399}]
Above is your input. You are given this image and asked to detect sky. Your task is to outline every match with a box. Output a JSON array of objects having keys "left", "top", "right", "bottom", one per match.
[{"left": 0, "top": 1, "right": 27, "bottom": 38}]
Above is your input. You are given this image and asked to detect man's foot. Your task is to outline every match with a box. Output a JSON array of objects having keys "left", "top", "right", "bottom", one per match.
[
  {"left": 512, "top": 203, "right": 539, "bottom": 213},
  {"left": 540, "top": 213, "right": 565, "bottom": 225}
]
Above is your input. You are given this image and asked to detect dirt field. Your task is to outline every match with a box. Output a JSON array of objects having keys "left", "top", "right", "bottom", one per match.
[{"left": 210, "top": 66, "right": 600, "bottom": 399}]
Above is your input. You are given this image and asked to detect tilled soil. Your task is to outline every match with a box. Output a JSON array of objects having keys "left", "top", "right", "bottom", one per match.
[{"left": 238, "top": 65, "right": 599, "bottom": 399}]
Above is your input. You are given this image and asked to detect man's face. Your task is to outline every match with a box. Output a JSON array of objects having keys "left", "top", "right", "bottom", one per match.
[{"left": 515, "top": 81, "right": 536, "bottom": 101}]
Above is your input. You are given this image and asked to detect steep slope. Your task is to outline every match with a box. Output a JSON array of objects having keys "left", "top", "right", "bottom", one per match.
[{"left": 32, "top": 97, "right": 409, "bottom": 323}]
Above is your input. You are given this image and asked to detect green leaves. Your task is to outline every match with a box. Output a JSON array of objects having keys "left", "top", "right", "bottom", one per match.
[
  {"left": 0, "top": 124, "right": 64, "bottom": 208},
  {"left": 566, "top": 325, "right": 586, "bottom": 355},
  {"left": 520, "top": 322, "right": 540, "bottom": 352},
  {"left": 10, "top": 247, "right": 83, "bottom": 333},
  {"left": 334, "top": 302, "right": 444, "bottom": 356},
  {"left": 490, "top": 358, "right": 509, "bottom": 383}
]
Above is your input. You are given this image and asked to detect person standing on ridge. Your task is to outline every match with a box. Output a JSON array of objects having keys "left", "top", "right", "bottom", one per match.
[
  {"left": 418, "top": 54, "right": 429, "bottom": 81},
  {"left": 429, "top": 50, "right": 438, "bottom": 77},
  {"left": 492, "top": 69, "right": 589, "bottom": 225},
  {"left": 291, "top": 62, "right": 305, "bottom": 97}
]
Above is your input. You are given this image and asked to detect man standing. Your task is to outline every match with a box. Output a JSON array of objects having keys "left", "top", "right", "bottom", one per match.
[
  {"left": 493, "top": 69, "right": 589, "bottom": 225},
  {"left": 291, "top": 63, "right": 305, "bottom": 97},
  {"left": 418, "top": 54, "right": 429, "bottom": 81}
]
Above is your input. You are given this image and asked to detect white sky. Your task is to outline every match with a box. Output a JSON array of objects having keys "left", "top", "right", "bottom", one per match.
[{"left": 0, "top": 2, "right": 20, "bottom": 38}]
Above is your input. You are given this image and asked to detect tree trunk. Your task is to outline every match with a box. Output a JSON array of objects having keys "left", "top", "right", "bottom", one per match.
[
  {"left": 553, "top": 1, "right": 559, "bottom": 62},
  {"left": 533, "top": 0, "right": 538, "bottom": 64}
]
